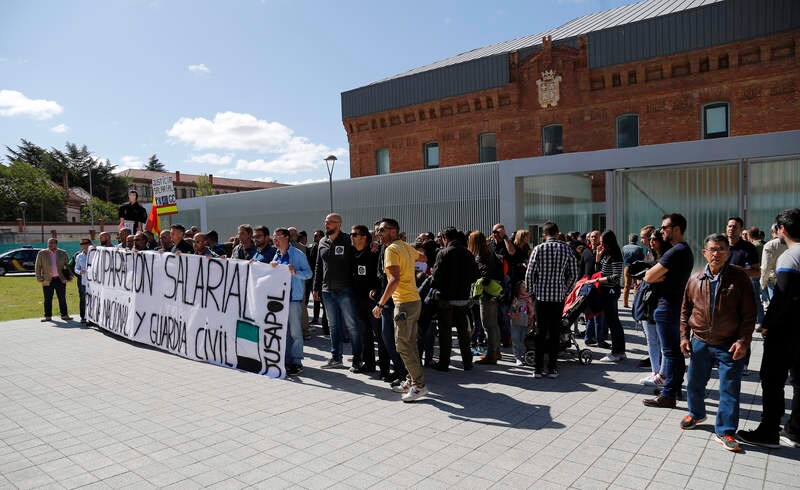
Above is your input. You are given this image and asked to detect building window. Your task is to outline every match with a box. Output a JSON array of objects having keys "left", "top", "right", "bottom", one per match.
[
  {"left": 542, "top": 125, "right": 563, "bottom": 155},
  {"left": 423, "top": 142, "right": 439, "bottom": 169},
  {"left": 616, "top": 114, "right": 639, "bottom": 148},
  {"left": 190, "top": 188, "right": 196, "bottom": 198},
  {"left": 478, "top": 133, "right": 497, "bottom": 163},
  {"left": 375, "top": 148, "right": 390, "bottom": 175},
  {"left": 181, "top": 188, "right": 187, "bottom": 199},
  {"left": 703, "top": 102, "right": 729, "bottom": 139}
]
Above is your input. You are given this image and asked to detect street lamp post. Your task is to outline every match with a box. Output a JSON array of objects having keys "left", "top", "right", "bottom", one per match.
[
  {"left": 18, "top": 201, "right": 27, "bottom": 242},
  {"left": 324, "top": 155, "right": 337, "bottom": 214}
]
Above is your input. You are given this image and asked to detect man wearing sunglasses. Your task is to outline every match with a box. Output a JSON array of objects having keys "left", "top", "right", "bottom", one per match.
[{"left": 643, "top": 213, "right": 694, "bottom": 408}]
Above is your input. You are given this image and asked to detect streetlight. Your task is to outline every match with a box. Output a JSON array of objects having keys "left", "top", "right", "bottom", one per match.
[
  {"left": 324, "top": 155, "right": 337, "bottom": 213},
  {"left": 18, "top": 201, "right": 27, "bottom": 241},
  {"left": 85, "top": 162, "right": 94, "bottom": 227}
]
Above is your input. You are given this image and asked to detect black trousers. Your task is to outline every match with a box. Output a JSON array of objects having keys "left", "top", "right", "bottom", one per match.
[
  {"left": 437, "top": 303, "right": 472, "bottom": 368},
  {"left": 759, "top": 333, "right": 800, "bottom": 435},
  {"left": 78, "top": 282, "right": 86, "bottom": 320},
  {"left": 534, "top": 300, "right": 564, "bottom": 371},
  {"left": 43, "top": 280, "right": 68, "bottom": 318},
  {"left": 354, "top": 296, "right": 389, "bottom": 375}
]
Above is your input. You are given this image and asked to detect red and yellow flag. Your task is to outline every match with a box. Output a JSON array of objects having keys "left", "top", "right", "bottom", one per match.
[{"left": 145, "top": 197, "right": 161, "bottom": 235}]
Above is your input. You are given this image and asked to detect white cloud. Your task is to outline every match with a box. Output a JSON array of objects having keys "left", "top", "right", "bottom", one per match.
[
  {"left": 167, "top": 111, "right": 346, "bottom": 174},
  {"left": 188, "top": 63, "right": 210, "bottom": 74},
  {"left": 285, "top": 178, "right": 327, "bottom": 185},
  {"left": 50, "top": 123, "right": 70, "bottom": 134},
  {"left": 0, "top": 89, "right": 63, "bottom": 120},
  {"left": 187, "top": 152, "right": 234, "bottom": 166},
  {"left": 114, "top": 155, "right": 144, "bottom": 172}
]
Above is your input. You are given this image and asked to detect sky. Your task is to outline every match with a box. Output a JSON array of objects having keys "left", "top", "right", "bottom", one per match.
[{"left": 0, "top": 0, "right": 634, "bottom": 185}]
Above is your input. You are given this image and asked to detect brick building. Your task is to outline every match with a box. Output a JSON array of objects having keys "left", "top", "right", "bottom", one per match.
[{"left": 342, "top": 0, "right": 800, "bottom": 178}]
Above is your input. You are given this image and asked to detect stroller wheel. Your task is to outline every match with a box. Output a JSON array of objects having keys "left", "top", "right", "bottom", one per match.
[
  {"left": 524, "top": 351, "right": 536, "bottom": 366},
  {"left": 579, "top": 349, "right": 593, "bottom": 365}
]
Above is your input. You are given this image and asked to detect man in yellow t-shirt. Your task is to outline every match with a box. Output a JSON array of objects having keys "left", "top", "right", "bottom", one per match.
[{"left": 372, "top": 218, "right": 428, "bottom": 402}]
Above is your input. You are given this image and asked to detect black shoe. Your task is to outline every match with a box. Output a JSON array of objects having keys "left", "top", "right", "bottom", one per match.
[
  {"left": 286, "top": 364, "right": 303, "bottom": 376},
  {"left": 780, "top": 428, "right": 800, "bottom": 448},
  {"left": 737, "top": 426, "right": 780, "bottom": 448},
  {"left": 585, "top": 340, "right": 598, "bottom": 347},
  {"left": 349, "top": 364, "right": 372, "bottom": 374},
  {"left": 596, "top": 341, "right": 611, "bottom": 349},
  {"left": 431, "top": 361, "right": 449, "bottom": 372},
  {"left": 655, "top": 388, "right": 683, "bottom": 401},
  {"left": 643, "top": 395, "right": 676, "bottom": 408},
  {"left": 638, "top": 358, "right": 651, "bottom": 369},
  {"left": 382, "top": 372, "right": 400, "bottom": 383}
]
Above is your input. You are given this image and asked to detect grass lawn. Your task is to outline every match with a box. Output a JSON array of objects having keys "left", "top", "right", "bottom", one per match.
[{"left": 0, "top": 275, "right": 81, "bottom": 322}]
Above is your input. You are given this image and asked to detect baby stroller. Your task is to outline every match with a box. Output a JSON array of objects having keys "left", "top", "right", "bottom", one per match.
[{"left": 523, "top": 277, "right": 598, "bottom": 366}]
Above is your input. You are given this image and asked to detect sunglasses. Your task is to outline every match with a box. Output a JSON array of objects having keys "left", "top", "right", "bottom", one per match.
[
  {"left": 377, "top": 226, "right": 395, "bottom": 232},
  {"left": 659, "top": 224, "right": 673, "bottom": 231}
]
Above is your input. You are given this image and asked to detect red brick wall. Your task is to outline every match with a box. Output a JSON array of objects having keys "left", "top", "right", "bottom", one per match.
[{"left": 345, "top": 31, "right": 800, "bottom": 177}]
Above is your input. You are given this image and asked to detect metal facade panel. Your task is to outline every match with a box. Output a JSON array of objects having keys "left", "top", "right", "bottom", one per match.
[
  {"left": 203, "top": 164, "right": 500, "bottom": 239},
  {"left": 341, "top": 54, "right": 509, "bottom": 119},
  {"left": 588, "top": 0, "right": 800, "bottom": 67}
]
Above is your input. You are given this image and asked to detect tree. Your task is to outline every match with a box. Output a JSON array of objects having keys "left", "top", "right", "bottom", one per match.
[
  {"left": 80, "top": 197, "right": 119, "bottom": 224},
  {"left": 0, "top": 161, "right": 66, "bottom": 221},
  {"left": 196, "top": 174, "right": 214, "bottom": 197},
  {"left": 144, "top": 154, "right": 166, "bottom": 172}
]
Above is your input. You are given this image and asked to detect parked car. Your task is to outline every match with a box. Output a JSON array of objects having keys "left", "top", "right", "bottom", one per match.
[{"left": 0, "top": 247, "right": 42, "bottom": 276}]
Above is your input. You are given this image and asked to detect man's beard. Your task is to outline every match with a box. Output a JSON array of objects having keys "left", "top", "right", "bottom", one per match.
[{"left": 325, "top": 228, "right": 336, "bottom": 236}]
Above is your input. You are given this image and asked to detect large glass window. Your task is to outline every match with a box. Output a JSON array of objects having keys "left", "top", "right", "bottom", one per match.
[
  {"left": 423, "top": 141, "right": 439, "bottom": 169},
  {"left": 618, "top": 162, "right": 740, "bottom": 268},
  {"left": 748, "top": 157, "right": 800, "bottom": 229},
  {"left": 542, "top": 125, "right": 563, "bottom": 155},
  {"left": 375, "top": 148, "right": 390, "bottom": 175},
  {"left": 703, "top": 102, "right": 729, "bottom": 139},
  {"left": 616, "top": 114, "right": 639, "bottom": 148},
  {"left": 478, "top": 133, "right": 497, "bottom": 163},
  {"left": 517, "top": 172, "right": 605, "bottom": 243}
]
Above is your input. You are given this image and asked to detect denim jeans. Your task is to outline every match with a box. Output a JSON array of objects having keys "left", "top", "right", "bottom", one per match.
[
  {"left": 285, "top": 301, "right": 304, "bottom": 366},
  {"left": 600, "top": 288, "right": 625, "bottom": 354},
  {"left": 687, "top": 338, "right": 745, "bottom": 436},
  {"left": 751, "top": 279, "right": 764, "bottom": 324},
  {"left": 381, "top": 299, "right": 407, "bottom": 377},
  {"left": 510, "top": 324, "right": 527, "bottom": 361},
  {"left": 654, "top": 304, "right": 684, "bottom": 399},
  {"left": 585, "top": 314, "right": 605, "bottom": 343},
  {"left": 642, "top": 320, "right": 662, "bottom": 374},
  {"left": 321, "top": 288, "right": 361, "bottom": 365}
]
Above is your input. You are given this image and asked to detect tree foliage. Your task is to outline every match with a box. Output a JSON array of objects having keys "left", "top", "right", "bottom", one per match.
[
  {"left": 144, "top": 154, "right": 166, "bottom": 172},
  {"left": 0, "top": 161, "right": 66, "bottom": 221},
  {"left": 80, "top": 197, "right": 119, "bottom": 224},
  {"left": 196, "top": 174, "right": 214, "bottom": 197}
]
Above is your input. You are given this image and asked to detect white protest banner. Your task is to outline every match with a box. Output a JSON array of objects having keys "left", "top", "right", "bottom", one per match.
[{"left": 84, "top": 247, "right": 291, "bottom": 378}]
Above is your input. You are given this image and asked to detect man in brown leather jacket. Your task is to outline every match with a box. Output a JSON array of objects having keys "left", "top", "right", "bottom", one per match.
[{"left": 678, "top": 234, "right": 756, "bottom": 452}]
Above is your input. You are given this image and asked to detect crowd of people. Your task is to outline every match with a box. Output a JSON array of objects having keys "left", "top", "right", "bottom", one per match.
[{"left": 33, "top": 202, "right": 800, "bottom": 451}]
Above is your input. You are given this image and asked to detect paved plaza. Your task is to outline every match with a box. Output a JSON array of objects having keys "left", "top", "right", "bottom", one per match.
[{"left": 0, "top": 308, "right": 798, "bottom": 489}]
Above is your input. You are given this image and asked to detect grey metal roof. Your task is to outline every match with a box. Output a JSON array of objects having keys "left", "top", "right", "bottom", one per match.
[
  {"left": 374, "top": 0, "right": 723, "bottom": 84},
  {"left": 342, "top": 0, "right": 800, "bottom": 119}
]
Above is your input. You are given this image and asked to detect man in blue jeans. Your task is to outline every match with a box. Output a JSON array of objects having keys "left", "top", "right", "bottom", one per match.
[
  {"left": 677, "top": 234, "right": 756, "bottom": 452},
  {"left": 313, "top": 213, "right": 363, "bottom": 370},
  {"left": 643, "top": 213, "right": 694, "bottom": 408}
]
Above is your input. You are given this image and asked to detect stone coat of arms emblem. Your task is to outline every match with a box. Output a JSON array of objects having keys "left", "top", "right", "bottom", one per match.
[{"left": 536, "top": 70, "right": 562, "bottom": 108}]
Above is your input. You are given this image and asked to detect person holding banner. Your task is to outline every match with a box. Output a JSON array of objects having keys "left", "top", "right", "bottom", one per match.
[
  {"left": 271, "top": 228, "right": 313, "bottom": 376},
  {"left": 74, "top": 239, "right": 91, "bottom": 324},
  {"left": 118, "top": 190, "right": 147, "bottom": 233}
]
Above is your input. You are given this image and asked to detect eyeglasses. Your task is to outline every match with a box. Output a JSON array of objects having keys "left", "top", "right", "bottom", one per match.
[
  {"left": 377, "top": 226, "right": 395, "bottom": 233},
  {"left": 704, "top": 248, "right": 728, "bottom": 255}
]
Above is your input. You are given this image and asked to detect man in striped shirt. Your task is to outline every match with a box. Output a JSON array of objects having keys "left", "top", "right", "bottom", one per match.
[{"left": 525, "top": 221, "right": 579, "bottom": 378}]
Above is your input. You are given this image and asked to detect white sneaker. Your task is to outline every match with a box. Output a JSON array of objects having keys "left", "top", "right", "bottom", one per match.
[
  {"left": 401, "top": 384, "right": 429, "bottom": 402},
  {"left": 600, "top": 353, "right": 627, "bottom": 362},
  {"left": 642, "top": 373, "right": 665, "bottom": 386},
  {"left": 391, "top": 379, "right": 410, "bottom": 393}
]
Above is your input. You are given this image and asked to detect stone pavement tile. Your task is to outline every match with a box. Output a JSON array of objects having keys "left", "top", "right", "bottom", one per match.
[
  {"left": 204, "top": 477, "right": 249, "bottom": 490},
  {"left": 690, "top": 465, "right": 731, "bottom": 483},
  {"left": 652, "top": 469, "right": 690, "bottom": 488},
  {"left": 493, "top": 471, "right": 537, "bottom": 489},
  {"left": 99, "top": 470, "right": 150, "bottom": 487},
  {"left": 685, "top": 476, "right": 727, "bottom": 490},
  {"left": 721, "top": 472, "right": 765, "bottom": 489},
  {"left": 570, "top": 475, "right": 611, "bottom": 489},
  {"left": 620, "top": 462, "right": 659, "bottom": 481},
  {"left": 161, "top": 478, "right": 205, "bottom": 490},
  {"left": 541, "top": 460, "right": 589, "bottom": 487},
  {"left": 145, "top": 470, "right": 186, "bottom": 487},
  {"left": 659, "top": 460, "right": 695, "bottom": 476},
  {"left": 611, "top": 473, "right": 651, "bottom": 489},
  {"left": 765, "top": 470, "right": 799, "bottom": 488},
  {"left": 91, "top": 463, "right": 129, "bottom": 480},
  {"left": 192, "top": 469, "right": 231, "bottom": 486},
  {"left": 729, "top": 461, "right": 766, "bottom": 479},
  {"left": 4, "top": 465, "right": 57, "bottom": 489},
  {"left": 59, "top": 471, "right": 100, "bottom": 489}
]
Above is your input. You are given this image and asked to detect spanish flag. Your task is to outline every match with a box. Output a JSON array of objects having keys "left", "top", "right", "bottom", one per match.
[{"left": 145, "top": 198, "right": 161, "bottom": 235}]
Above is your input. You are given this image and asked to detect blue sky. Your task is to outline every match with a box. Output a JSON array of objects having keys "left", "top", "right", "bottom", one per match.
[{"left": 0, "top": 0, "right": 632, "bottom": 185}]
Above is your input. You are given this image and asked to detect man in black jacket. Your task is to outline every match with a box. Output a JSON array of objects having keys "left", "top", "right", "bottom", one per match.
[
  {"left": 313, "top": 213, "right": 362, "bottom": 370},
  {"left": 351, "top": 225, "right": 388, "bottom": 376},
  {"left": 431, "top": 227, "right": 479, "bottom": 371}
]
